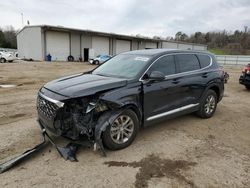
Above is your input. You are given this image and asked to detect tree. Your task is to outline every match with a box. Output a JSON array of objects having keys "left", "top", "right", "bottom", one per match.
[
  {"left": 0, "top": 26, "right": 17, "bottom": 49},
  {"left": 175, "top": 31, "right": 182, "bottom": 41},
  {"left": 0, "top": 29, "right": 5, "bottom": 47},
  {"left": 180, "top": 33, "right": 188, "bottom": 41}
]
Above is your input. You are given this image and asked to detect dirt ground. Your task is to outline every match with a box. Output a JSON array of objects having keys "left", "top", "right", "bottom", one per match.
[{"left": 0, "top": 61, "right": 249, "bottom": 188}]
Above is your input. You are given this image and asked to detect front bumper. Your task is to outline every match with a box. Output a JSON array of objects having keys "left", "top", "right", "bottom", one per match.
[{"left": 37, "top": 91, "right": 65, "bottom": 136}]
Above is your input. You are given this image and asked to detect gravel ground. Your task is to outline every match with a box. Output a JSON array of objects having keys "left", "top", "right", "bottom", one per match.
[{"left": 0, "top": 61, "right": 249, "bottom": 188}]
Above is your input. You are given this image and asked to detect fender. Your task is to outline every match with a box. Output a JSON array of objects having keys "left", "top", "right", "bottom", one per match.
[
  {"left": 200, "top": 79, "right": 224, "bottom": 103},
  {"left": 99, "top": 82, "right": 143, "bottom": 122}
]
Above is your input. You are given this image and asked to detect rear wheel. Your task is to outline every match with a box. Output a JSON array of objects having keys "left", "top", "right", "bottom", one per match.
[
  {"left": 196, "top": 90, "right": 218, "bottom": 118},
  {"left": 102, "top": 109, "right": 139, "bottom": 150},
  {"left": 0, "top": 58, "right": 6, "bottom": 63}
]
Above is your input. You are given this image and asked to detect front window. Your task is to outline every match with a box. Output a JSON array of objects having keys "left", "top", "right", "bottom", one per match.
[
  {"left": 148, "top": 55, "right": 176, "bottom": 76},
  {"left": 92, "top": 54, "right": 151, "bottom": 78}
]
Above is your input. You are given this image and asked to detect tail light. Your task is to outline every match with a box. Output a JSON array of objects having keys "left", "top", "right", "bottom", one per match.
[{"left": 242, "top": 66, "right": 250, "bottom": 74}]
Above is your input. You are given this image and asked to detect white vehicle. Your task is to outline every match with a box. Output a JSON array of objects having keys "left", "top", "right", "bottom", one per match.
[
  {"left": 0, "top": 51, "right": 15, "bottom": 63},
  {"left": 89, "top": 54, "right": 112, "bottom": 65}
]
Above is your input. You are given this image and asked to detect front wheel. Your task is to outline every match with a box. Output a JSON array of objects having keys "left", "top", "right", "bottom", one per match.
[
  {"left": 246, "top": 85, "right": 250, "bottom": 90},
  {"left": 196, "top": 90, "right": 218, "bottom": 118},
  {"left": 102, "top": 109, "right": 139, "bottom": 150}
]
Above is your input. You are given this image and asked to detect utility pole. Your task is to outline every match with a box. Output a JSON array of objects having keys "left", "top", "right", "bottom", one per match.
[{"left": 21, "top": 13, "right": 24, "bottom": 27}]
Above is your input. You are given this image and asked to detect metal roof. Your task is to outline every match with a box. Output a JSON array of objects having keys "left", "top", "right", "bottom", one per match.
[{"left": 18, "top": 25, "right": 207, "bottom": 47}]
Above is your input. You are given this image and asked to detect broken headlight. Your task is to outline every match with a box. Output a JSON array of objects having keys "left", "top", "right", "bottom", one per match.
[{"left": 86, "top": 101, "right": 108, "bottom": 113}]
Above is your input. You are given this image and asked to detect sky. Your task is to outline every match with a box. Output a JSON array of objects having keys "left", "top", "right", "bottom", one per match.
[{"left": 0, "top": 0, "right": 250, "bottom": 37}]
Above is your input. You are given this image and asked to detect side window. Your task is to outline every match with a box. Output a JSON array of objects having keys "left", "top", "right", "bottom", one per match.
[
  {"left": 197, "top": 54, "right": 211, "bottom": 68},
  {"left": 149, "top": 55, "right": 176, "bottom": 76},
  {"left": 176, "top": 54, "right": 200, "bottom": 73}
]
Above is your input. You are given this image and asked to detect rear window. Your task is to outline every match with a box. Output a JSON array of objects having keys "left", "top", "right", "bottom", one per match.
[
  {"left": 176, "top": 54, "right": 200, "bottom": 73},
  {"left": 197, "top": 54, "right": 211, "bottom": 68}
]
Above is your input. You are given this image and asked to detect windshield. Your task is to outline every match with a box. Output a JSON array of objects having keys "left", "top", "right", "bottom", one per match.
[{"left": 92, "top": 54, "right": 151, "bottom": 79}]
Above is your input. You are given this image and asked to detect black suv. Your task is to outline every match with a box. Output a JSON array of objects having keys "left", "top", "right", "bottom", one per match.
[
  {"left": 239, "top": 63, "right": 250, "bottom": 89},
  {"left": 37, "top": 49, "right": 224, "bottom": 151}
]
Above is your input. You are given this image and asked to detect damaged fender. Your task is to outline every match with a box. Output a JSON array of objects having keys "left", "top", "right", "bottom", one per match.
[{"left": 94, "top": 108, "right": 124, "bottom": 156}]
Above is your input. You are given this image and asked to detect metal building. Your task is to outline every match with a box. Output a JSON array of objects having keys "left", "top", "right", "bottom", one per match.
[{"left": 17, "top": 25, "right": 207, "bottom": 61}]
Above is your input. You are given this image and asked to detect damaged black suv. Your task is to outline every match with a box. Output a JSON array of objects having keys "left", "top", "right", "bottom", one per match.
[{"left": 37, "top": 49, "right": 224, "bottom": 151}]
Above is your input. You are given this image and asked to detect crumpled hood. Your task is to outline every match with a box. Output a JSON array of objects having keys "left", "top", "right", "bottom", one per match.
[{"left": 44, "top": 73, "right": 127, "bottom": 98}]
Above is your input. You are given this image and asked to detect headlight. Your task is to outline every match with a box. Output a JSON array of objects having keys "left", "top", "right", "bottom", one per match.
[{"left": 86, "top": 102, "right": 108, "bottom": 113}]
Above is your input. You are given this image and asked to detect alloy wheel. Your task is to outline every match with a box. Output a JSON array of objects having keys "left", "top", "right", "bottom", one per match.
[
  {"left": 110, "top": 115, "right": 134, "bottom": 144},
  {"left": 204, "top": 95, "right": 216, "bottom": 114}
]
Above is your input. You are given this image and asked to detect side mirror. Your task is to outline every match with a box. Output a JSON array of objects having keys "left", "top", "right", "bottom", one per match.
[{"left": 149, "top": 71, "right": 165, "bottom": 81}]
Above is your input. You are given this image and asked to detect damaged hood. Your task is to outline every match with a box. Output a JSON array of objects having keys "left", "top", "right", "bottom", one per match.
[{"left": 43, "top": 73, "right": 127, "bottom": 98}]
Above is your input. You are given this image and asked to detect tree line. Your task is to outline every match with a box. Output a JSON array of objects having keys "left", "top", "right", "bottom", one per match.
[
  {"left": 172, "top": 26, "right": 250, "bottom": 54},
  {"left": 0, "top": 26, "right": 17, "bottom": 49}
]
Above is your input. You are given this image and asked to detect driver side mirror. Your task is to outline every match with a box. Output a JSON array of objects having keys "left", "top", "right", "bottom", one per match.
[{"left": 149, "top": 71, "right": 165, "bottom": 81}]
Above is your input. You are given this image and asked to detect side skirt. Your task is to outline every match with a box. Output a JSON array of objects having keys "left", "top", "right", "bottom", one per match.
[{"left": 146, "top": 103, "right": 199, "bottom": 121}]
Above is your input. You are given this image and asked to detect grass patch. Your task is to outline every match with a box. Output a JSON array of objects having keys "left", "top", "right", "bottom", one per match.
[{"left": 208, "top": 48, "right": 227, "bottom": 55}]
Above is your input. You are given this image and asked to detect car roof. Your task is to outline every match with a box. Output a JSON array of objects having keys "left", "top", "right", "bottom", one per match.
[{"left": 122, "top": 49, "right": 212, "bottom": 57}]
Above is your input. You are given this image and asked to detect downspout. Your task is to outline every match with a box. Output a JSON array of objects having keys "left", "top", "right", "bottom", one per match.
[{"left": 44, "top": 29, "right": 47, "bottom": 61}]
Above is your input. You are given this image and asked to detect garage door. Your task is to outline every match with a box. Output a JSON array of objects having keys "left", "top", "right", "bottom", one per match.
[
  {"left": 145, "top": 42, "right": 157, "bottom": 49},
  {"left": 92, "top": 36, "right": 109, "bottom": 57},
  {"left": 116, "top": 40, "right": 131, "bottom": 54},
  {"left": 46, "top": 31, "right": 70, "bottom": 61}
]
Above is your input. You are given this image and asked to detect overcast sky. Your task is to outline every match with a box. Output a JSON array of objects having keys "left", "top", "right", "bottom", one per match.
[{"left": 1, "top": 0, "right": 250, "bottom": 37}]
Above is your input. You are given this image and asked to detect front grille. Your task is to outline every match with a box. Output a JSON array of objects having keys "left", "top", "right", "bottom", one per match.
[{"left": 37, "top": 94, "right": 59, "bottom": 119}]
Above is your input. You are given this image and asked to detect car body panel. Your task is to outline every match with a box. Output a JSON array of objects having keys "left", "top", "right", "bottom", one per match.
[{"left": 44, "top": 73, "right": 127, "bottom": 98}]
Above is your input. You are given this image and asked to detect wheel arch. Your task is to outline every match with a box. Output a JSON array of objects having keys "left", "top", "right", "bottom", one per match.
[
  {"left": 120, "top": 104, "right": 142, "bottom": 127},
  {"left": 208, "top": 85, "right": 220, "bottom": 101}
]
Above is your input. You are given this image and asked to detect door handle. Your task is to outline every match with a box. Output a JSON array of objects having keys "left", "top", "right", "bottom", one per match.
[
  {"left": 172, "top": 79, "right": 180, "bottom": 84},
  {"left": 202, "top": 73, "right": 208, "bottom": 78}
]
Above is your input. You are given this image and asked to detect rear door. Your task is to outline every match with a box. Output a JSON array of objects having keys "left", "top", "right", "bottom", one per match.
[{"left": 174, "top": 54, "right": 206, "bottom": 105}]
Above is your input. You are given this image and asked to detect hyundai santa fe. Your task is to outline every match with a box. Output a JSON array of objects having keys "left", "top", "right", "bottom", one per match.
[{"left": 37, "top": 49, "right": 224, "bottom": 151}]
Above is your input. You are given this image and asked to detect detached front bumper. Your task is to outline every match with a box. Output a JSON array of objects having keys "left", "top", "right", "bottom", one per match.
[
  {"left": 0, "top": 121, "right": 87, "bottom": 174},
  {"left": 0, "top": 122, "right": 46, "bottom": 174}
]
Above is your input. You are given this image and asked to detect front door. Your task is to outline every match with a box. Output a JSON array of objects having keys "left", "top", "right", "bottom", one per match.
[{"left": 143, "top": 55, "right": 183, "bottom": 122}]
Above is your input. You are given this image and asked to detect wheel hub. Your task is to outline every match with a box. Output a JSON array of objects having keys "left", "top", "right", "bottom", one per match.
[
  {"left": 204, "top": 95, "right": 216, "bottom": 114},
  {"left": 110, "top": 115, "right": 134, "bottom": 144}
]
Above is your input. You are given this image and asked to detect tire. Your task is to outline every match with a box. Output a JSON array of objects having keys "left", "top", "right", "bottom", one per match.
[
  {"left": 0, "top": 58, "right": 6, "bottom": 63},
  {"left": 8, "top": 60, "right": 13, "bottom": 63},
  {"left": 246, "top": 86, "right": 250, "bottom": 90},
  {"left": 102, "top": 109, "right": 139, "bottom": 150},
  {"left": 67, "top": 55, "right": 74, "bottom": 62},
  {"left": 196, "top": 90, "right": 218, "bottom": 119},
  {"left": 95, "top": 60, "right": 100, "bottom": 65}
]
